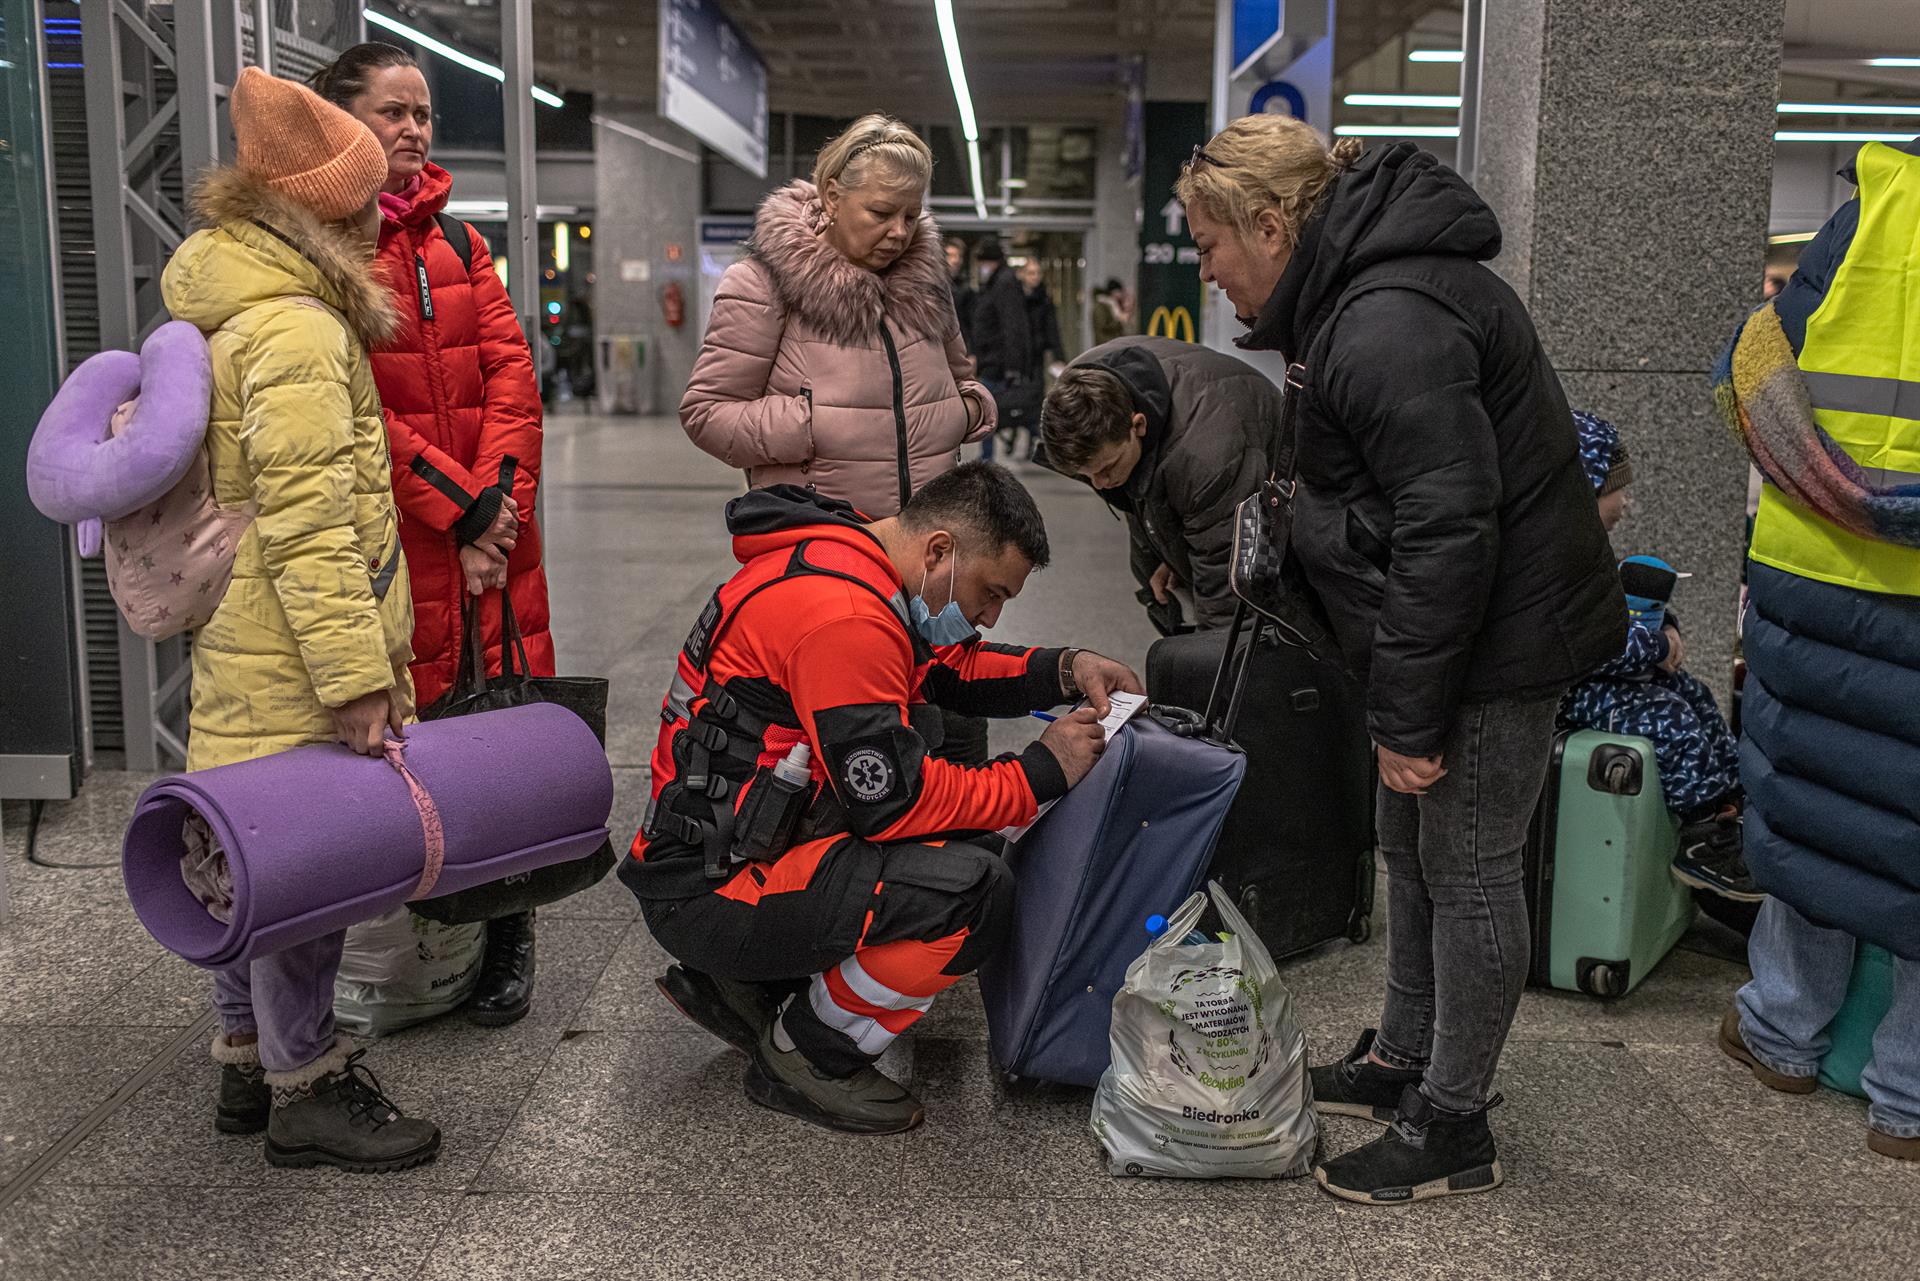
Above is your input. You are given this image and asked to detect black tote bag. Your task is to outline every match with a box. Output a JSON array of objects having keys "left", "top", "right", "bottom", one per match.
[{"left": 410, "top": 584, "right": 616, "bottom": 923}]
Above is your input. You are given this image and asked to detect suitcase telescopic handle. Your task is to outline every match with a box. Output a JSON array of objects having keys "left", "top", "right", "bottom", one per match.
[{"left": 1201, "top": 599, "right": 1258, "bottom": 746}]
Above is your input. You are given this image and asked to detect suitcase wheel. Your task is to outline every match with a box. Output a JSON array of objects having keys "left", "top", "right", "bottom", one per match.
[
  {"left": 1581, "top": 962, "right": 1628, "bottom": 999},
  {"left": 1346, "top": 913, "right": 1372, "bottom": 945}
]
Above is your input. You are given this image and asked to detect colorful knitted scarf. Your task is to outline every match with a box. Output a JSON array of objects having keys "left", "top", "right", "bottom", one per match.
[{"left": 1713, "top": 302, "right": 1920, "bottom": 548}]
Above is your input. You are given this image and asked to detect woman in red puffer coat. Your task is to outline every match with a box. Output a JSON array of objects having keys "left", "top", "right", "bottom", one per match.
[{"left": 315, "top": 44, "right": 552, "bottom": 1026}]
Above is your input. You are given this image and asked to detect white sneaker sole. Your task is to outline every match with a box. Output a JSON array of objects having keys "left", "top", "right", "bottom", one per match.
[{"left": 1313, "top": 1159, "right": 1504, "bottom": 1205}]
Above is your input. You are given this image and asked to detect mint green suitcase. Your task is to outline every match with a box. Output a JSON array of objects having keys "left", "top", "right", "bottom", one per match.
[
  {"left": 1819, "top": 944, "right": 1895, "bottom": 1098},
  {"left": 1523, "top": 730, "right": 1695, "bottom": 997}
]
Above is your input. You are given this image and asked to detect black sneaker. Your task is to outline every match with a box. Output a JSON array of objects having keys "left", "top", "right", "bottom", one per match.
[
  {"left": 1314, "top": 1085, "right": 1504, "bottom": 1205},
  {"left": 1311, "top": 1029, "right": 1425, "bottom": 1124},
  {"left": 655, "top": 965, "right": 779, "bottom": 1055},
  {"left": 1672, "top": 823, "right": 1765, "bottom": 903}
]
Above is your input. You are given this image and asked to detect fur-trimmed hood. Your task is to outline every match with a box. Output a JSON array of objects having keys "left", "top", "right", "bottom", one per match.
[
  {"left": 748, "top": 180, "right": 956, "bottom": 347},
  {"left": 164, "top": 165, "right": 398, "bottom": 348}
]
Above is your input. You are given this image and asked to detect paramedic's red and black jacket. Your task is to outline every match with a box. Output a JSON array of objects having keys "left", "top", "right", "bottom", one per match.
[{"left": 625, "top": 486, "right": 1070, "bottom": 900}]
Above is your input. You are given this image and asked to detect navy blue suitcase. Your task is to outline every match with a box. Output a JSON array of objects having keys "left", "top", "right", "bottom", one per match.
[{"left": 979, "top": 706, "right": 1246, "bottom": 1087}]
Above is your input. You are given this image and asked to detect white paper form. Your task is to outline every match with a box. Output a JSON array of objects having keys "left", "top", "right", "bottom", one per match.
[{"left": 999, "top": 691, "right": 1150, "bottom": 842}]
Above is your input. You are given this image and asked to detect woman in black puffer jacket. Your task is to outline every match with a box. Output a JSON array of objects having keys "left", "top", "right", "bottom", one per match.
[{"left": 1176, "top": 114, "right": 1624, "bottom": 1207}]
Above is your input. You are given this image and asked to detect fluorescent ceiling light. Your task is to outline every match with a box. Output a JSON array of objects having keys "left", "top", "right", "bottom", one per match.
[
  {"left": 1345, "top": 92, "right": 1461, "bottom": 109},
  {"left": 445, "top": 199, "right": 581, "bottom": 218},
  {"left": 1775, "top": 130, "right": 1920, "bottom": 142},
  {"left": 1779, "top": 102, "right": 1920, "bottom": 116},
  {"left": 364, "top": 8, "right": 565, "bottom": 108},
  {"left": 1333, "top": 124, "right": 1460, "bottom": 138},
  {"left": 933, "top": 0, "right": 979, "bottom": 140},
  {"left": 1867, "top": 57, "right": 1920, "bottom": 67},
  {"left": 1408, "top": 49, "right": 1463, "bottom": 62},
  {"left": 933, "top": 0, "right": 987, "bottom": 217},
  {"left": 1769, "top": 231, "right": 1817, "bottom": 244}
]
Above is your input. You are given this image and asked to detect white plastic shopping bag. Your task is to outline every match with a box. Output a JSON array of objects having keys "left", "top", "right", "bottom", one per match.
[
  {"left": 1090, "top": 881, "right": 1318, "bottom": 1178},
  {"left": 333, "top": 908, "right": 484, "bottom": 1037}
]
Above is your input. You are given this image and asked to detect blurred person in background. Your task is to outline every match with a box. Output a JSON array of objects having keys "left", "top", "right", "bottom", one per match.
[
  {"left": 970, "top": 239, "right": 1031, "bottom": 461},
  {"left": 1013, "top": 260, "right": 1066, "bottom": 462},
  {"left": 946, "top": 236, "right": 977, "bottom": 339}
]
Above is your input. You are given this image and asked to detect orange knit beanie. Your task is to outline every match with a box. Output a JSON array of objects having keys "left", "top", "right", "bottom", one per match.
[{"left": 229, "top": 66, "right": 387, "bottom": 221}]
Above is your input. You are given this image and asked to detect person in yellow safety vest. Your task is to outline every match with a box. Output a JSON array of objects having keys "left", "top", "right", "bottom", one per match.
[{"left": 1714, "top": 138, "right": 1920, "bottom": 1163}]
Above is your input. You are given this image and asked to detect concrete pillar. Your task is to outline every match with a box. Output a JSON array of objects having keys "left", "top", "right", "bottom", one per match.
[
  {"left": 1473, "top": 0, "right": 1786, "bottom": 695},
  {"left": 1091, "top": 105, "right": 1140, "bottom": 325},
  {"left": 592, "top": 108, "right": 703, "bottom": 415}
]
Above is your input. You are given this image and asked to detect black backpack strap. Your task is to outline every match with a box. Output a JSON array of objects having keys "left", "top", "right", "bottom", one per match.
[{"left": 435, "top": 213, "right": 475, "bottom": 273}]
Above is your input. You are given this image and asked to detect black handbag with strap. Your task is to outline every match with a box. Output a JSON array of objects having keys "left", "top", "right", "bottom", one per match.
[
  {"left": 1228, "top": 360, "right": 1337, "bottom": 664},
  {"left": 411, "top": 577, "right": 616, "bottom": 924}
]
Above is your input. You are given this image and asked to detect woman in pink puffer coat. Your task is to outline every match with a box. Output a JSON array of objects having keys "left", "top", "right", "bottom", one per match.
[{"left": 681, "top": 115, "right": 994, "bottom": 517}]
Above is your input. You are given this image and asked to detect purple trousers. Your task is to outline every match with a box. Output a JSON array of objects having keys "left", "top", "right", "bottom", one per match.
[{"left": 211, "top": 928, "right": 345, "bottom": 1074}]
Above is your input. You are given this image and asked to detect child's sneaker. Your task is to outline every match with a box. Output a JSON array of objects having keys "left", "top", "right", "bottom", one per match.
[{"left": 1672, "top": 821, "right": 1765, "bottom": 902}]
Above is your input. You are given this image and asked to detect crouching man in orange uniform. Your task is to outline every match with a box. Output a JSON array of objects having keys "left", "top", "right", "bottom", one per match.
[{"left": 622, "top": 462, "right": 1140, "bottom": 1133}]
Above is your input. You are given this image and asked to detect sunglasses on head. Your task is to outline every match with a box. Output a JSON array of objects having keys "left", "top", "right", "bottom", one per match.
[{"left": 1188, "top": 144, "right": 1225, "bottom": 170}]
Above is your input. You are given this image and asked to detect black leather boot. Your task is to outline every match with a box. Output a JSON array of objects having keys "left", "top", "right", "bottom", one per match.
[{"left": 467, "top": 908, "right": 536, "bottom": 1027}]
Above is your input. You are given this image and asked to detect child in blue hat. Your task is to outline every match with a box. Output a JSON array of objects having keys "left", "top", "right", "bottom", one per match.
[{"left": 1561, "top": 414, "right": 1759, "bottom": 901}]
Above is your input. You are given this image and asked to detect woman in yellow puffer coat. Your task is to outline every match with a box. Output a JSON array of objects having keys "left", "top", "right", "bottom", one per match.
[{"left": 157, "top": 67, "right": 439, "bottom": 1173}]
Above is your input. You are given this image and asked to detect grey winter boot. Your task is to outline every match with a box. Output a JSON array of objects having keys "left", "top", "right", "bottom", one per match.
[
  {"left": 264, "top": 1040, "right": 441, "bottom": 1173},
  {"left": 211, "top": 1031, "right": 269, "bottom": 1135}
]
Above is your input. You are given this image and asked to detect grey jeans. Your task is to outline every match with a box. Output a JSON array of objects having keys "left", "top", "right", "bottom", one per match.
[{"left": 1372, "top": 695, "right": 1561, "bottom": 1114}]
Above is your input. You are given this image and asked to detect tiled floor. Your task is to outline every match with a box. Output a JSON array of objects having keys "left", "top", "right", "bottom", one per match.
[{"left": 2, "top": 411, "right": 1912, "bottom": 1280}]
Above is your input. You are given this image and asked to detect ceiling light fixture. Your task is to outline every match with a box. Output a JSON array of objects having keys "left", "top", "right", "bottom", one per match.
[
  {"left": 1778, "top": 102, "right": 1920, "bottom": 116},
  {"left": 1344, "top": 92, "right": 1462, "bottom": 109},
  {"left": 364, "top": 8, "right": 565, "bottom": 108},
  {"left": 1408, "top": 49, "right": 1464, "bottom": 62},
  {"left": 1775, "top": 130, "right": 1920, "bottom": 142},
  {"left": 1866, "top": 57, "right": 1920, "bottom": 67},
  {"left": 1333, "top": 124, "right": 1461, "bottom": 138},
  {"left": 933, "top": 0, "right": 988, "bottom": 219},
  {"left": 1768, "top": 231, "right": 1817, "bottom": 244}
]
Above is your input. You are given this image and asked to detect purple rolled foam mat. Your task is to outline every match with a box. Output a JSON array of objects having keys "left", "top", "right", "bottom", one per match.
[{"left": 123, "top": 703, "right": 613, "bottom": 970}]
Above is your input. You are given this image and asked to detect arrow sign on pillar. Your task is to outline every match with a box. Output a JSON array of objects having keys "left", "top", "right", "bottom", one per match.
[{"left": 1161, "top": 198, "right": 1187, "bottom": 238}]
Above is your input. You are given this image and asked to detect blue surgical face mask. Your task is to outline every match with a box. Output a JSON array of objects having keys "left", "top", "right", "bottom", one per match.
[{"left": 910, "top": 548, "right": 977, "bottom": 646}]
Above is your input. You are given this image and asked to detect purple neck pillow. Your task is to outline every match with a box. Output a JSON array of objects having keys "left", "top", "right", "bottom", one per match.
[{"left": 27, "top": 321, "right": 214, "bottom": 556}]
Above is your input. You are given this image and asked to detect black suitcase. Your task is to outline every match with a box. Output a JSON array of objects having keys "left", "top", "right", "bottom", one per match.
[{"left": 1145, "top": 609, "right": 1375, "bottom": 959}]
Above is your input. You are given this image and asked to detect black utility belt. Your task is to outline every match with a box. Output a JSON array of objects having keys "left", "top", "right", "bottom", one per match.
[{"left": 645, "top": 770, "right": 844, "bottom": 881}]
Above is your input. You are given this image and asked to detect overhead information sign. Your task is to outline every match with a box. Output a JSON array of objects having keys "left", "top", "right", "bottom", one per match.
[{"left": 660, "top": 0, "right": 769, "bottom": 178}]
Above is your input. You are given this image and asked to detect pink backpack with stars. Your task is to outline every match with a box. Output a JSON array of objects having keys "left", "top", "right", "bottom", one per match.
[{"left": 28, "top": 321, "right": 253, "bottom": 640}]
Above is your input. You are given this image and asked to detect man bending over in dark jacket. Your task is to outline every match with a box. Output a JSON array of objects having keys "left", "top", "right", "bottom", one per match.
[{"left": 1043, "top": 337, "right": 1282, "bottom": 631}]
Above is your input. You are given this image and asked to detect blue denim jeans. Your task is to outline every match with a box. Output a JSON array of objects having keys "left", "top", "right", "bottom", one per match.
[
  {"left": 1373, "top": 695, "right": 1561, "bottom": 1114},
  {"left": 211, "top": 929, "right": 346, "bottom": 1074},
  {"left": 1737, "top": 897, "right": 1920, "bottom": 1138}
]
